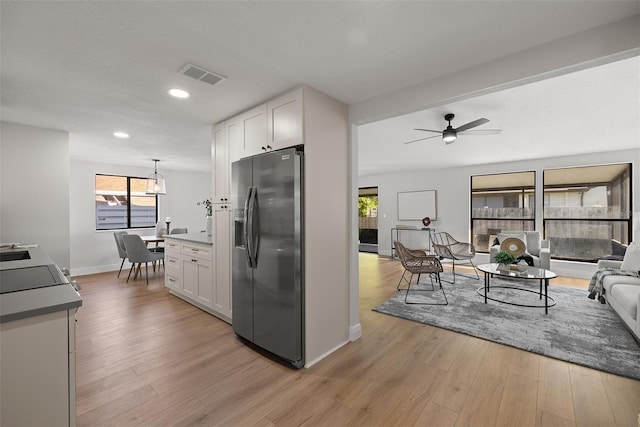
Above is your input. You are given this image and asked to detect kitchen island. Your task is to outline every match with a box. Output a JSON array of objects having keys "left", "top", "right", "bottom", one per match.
[
  {"left": 0, "top": 245, "right": 82, "bottom": 427},
  {"left": 164, "top": 233, "right": 231, "bottom": 323}
]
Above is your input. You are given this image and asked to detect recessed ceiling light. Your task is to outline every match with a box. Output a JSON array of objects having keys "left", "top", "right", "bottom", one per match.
[
  {"left": 113, "top": 131, "right": 130, "bottom": 138},
  {"left": 168, "top": 88, "right": 190, "bottom": 99}
]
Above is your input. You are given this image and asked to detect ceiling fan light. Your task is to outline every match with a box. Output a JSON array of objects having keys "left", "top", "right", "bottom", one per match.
[{"left": 443, "top": 129, "right": 457, "bottom": 143}]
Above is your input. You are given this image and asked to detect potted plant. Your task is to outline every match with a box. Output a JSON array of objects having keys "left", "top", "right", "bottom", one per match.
[
  {"left": 494, "top": 250, "right": 517, "bottom": 270},
  {"left": 198, "top": 198, "right": 213, "bottom": 236}
]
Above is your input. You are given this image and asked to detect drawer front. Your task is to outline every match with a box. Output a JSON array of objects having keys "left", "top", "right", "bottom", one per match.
[
  {"left": 165, "top": 240, "right": 182, "bottom": 255},
  {"left": 165, "top": 272, "right": 182, "bottom": 290},
  {"left": 182, "top": 243, "right": 212, "bottom": 260},
  {"left": 165, "top": 254, "right": 182, "bottom": 275}
]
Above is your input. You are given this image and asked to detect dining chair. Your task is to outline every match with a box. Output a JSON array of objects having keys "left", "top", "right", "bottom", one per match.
[
  {"left": 113, "top": 231, "right": 128, "bottom": 278},
  {"left": 122, "top": 234, "right": 164, "bottom": 285}
]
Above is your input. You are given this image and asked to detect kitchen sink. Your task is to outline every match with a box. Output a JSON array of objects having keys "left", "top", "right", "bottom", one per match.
[{"left": 0, "top": 251, "right": 31, "bottom": 262}]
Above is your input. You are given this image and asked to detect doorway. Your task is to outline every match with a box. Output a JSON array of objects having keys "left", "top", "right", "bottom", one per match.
[{"left": 358, "top": 187, "right": 378, "bottom": 253}]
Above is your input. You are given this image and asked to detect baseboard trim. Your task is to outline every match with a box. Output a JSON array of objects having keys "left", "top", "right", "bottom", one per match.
[
  {"left": 71, "top": 263, "right": 128, "bottom": 277},
  {"left": 349, "top": 323, "right": 362, "bottom": 341},
  {"left": 304, "top": 339, "right": 349, "bottom": 369}
]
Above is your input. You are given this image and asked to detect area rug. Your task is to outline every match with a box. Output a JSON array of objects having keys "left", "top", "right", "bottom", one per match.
[{"left": 373, "top": 275, "right": 640, "bottom": 381}]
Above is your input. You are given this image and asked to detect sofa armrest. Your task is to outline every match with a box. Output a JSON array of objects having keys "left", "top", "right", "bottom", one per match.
[
  {"left": 598, "top": 259, "right": 623, "bottom": 269},
  {"left": 539, "top": 247, "right": 551, "bottom": 270}
]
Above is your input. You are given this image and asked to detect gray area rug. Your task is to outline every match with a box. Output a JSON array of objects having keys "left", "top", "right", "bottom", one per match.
[{"left": 373, "top": 274, "right": 640, "bottom": 380}]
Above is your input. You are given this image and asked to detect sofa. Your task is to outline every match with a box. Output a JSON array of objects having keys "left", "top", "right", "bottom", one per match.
[
  {"left": 598, "top": 251, "right": 640, "bottom": 342},
  {"left": 490, "top": 231, "right": 551, "bottom": 270}
]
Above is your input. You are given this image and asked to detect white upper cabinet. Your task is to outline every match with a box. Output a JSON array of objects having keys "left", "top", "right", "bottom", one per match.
[
  {"left": 242, "top": 104, "right": 267, "bottom": 158},
  {"left": 226, "top": 115, "right": 243, "bottom": 164},
  {"left": 212, "top": 123, "right": 230, "bottom": 203},
  {"left": 267, "top": 87, "right": 303, "bottom": 150},
  {"left": 217, "top": 87, "right": 306, "bottom": 162}
]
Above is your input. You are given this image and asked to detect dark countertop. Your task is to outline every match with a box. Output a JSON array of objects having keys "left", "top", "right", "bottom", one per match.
[
  {"left": 0, "top": 246, "right": 82, "bottom": 323},
  {"left": 164, "top": 233, "right": 213, "bottom": 245}
]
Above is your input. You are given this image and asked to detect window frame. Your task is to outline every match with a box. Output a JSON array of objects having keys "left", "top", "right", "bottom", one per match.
[
  {"left": 95, "top": 174, "right": 158, "bottom": 230},
  {"left": 470, "top": 171, "right": 536, "bottom": 253},
  {"left": 542, "top": 163, "right": 632, "bottom": 262}
]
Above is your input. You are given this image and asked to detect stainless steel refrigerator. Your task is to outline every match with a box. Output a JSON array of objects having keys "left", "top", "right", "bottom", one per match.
[{"left": 231, "top": 147, "right": 304, "bottom": 368}]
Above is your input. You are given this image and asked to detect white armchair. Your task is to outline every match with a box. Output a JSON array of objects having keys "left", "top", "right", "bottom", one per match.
[{"left": 490, "top": 231, "right": 551, "bottom": 270}]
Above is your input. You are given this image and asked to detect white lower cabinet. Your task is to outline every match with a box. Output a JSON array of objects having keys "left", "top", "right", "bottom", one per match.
[
  {"left": 1, "top": 309, "right": 76, "bottom": 427},
  {"left": 164, "top": 236, "right": 230, "bottom": 323},
  {"left": 183, "top": 254, "right": 213, "bottom": 306}
]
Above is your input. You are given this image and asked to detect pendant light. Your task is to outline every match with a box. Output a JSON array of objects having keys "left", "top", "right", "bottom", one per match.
[{"left": 146, "top": 159, "right": 166, "bottom": 195}]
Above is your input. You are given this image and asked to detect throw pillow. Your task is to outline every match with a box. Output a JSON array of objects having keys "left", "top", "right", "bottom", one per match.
[
  {"left": 496, "top": 232, "right": 527, "bottom": 249},
  {"left": 620, "top": 241, "right": 640, "bottom": 273}
]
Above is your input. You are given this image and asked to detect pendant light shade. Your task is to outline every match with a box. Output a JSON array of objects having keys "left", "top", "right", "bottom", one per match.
[{"left": 146, "top": 159, "right": 166, "bottom": 195}]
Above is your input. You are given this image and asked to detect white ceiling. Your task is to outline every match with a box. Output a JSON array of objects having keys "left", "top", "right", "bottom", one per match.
[
  {"left": 358, "top": 55, "right": 640, "bottom": 176},
  {"left": 1, "top": 1, "right": 639, "bottom": 173}
]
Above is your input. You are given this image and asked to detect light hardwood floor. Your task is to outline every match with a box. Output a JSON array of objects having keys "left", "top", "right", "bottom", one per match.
[{"left": 74, "top": 254, "right": 640, "bottom": 426}]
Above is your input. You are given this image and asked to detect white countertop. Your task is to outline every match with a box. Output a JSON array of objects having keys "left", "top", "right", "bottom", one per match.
[
  {"left": 0, "top": 246, "right": 82, "bottom": 323},
  {"left": 163, "top": 233, "right": 213, "bottom": 245}
]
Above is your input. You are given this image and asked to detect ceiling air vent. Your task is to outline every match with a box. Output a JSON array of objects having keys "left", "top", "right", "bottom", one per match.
[{"left": 179, "top": 63, "right": 226, "bottom": 87}]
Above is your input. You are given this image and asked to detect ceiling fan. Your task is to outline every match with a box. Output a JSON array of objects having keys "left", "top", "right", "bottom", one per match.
[{"left": 404, "top": 113, "right": 501, "bottom": 145}]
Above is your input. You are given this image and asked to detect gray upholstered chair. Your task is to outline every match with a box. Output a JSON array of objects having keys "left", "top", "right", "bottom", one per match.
[
  {"left": 431, "top": 231, "right": 479, "bottom": 283},
  {"left": 489, "top": 231, "right": 551, "bottom": 270},
  {"left": 394, "top": 241, "right": 446, "bottom": 305},
  {"left": 170, "top": 228, "right": 188, "bottom": 234},
  {"left": 122, "top": 234, "right": 164, "bottom": 285},
  {"left": 113, "top": 231, "right": 128, "bottom": 278}
]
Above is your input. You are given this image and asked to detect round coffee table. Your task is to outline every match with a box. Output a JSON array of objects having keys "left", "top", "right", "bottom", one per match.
[{"left": 477, "top": 263, "right": 557, "bottom": 314}]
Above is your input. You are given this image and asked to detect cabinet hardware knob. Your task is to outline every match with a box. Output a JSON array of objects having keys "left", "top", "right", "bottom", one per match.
[{"left": 267, "top": 145, "right": 272, "bottom": 149}]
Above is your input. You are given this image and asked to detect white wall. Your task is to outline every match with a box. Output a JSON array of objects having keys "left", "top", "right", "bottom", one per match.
[
  {"left": 69, "top": 159, "right": 210, "bottom": 276},
  {"left": 0, "top": 121, "right": 71, "bottom": 268},
  {"left": 359, "top": 148, "right": 640, "bottom": 279}
]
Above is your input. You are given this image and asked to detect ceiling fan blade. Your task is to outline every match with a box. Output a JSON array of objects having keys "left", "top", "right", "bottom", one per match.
[
  {"left": 458, "top": 129, "right": 502, "bottom": 135},
  {"left": 454, "top": 118, "right": 489, "bottom": 132},
  {"left": 413, "top": 128, "right": 442, "bottom": 133},
  {"left": 403, "top": 134, "right": 441, "bottom": 144}
]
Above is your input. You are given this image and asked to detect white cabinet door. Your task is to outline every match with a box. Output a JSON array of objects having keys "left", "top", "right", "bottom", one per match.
[
  {"left": 213, "top": 204, "right": 232, "bottom": 318},
  {"left": 242, "top": 104, "right": 267, "bottom": 157},
  {"left": 267, "top": 87, "right": 303, "bottom": 150},
  {"left": 1, "top": 310, "right": 71, "bottom": 427},
  {"left": 181, "top": 242, "right": 214, "bottom": 307},
  {"left": 195, "top": 258, "right": 213, "bottom": 307},
  {"left": 226, "top": 116, "right": 243, "bottom": 164},
  {"left": 212, "top": 123, "right": 230, "bottom": 203},
  {"left": 181, "top": 257, "right": 198, "bottom": 297}
]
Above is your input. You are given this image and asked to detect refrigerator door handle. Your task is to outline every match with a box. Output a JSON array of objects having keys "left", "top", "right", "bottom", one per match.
[
  {"left": 244, "top": 187, "right": 254, "bottom": 268},
  {"left": 248, "top": 186, "right": 259, "bottom": 267}
]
